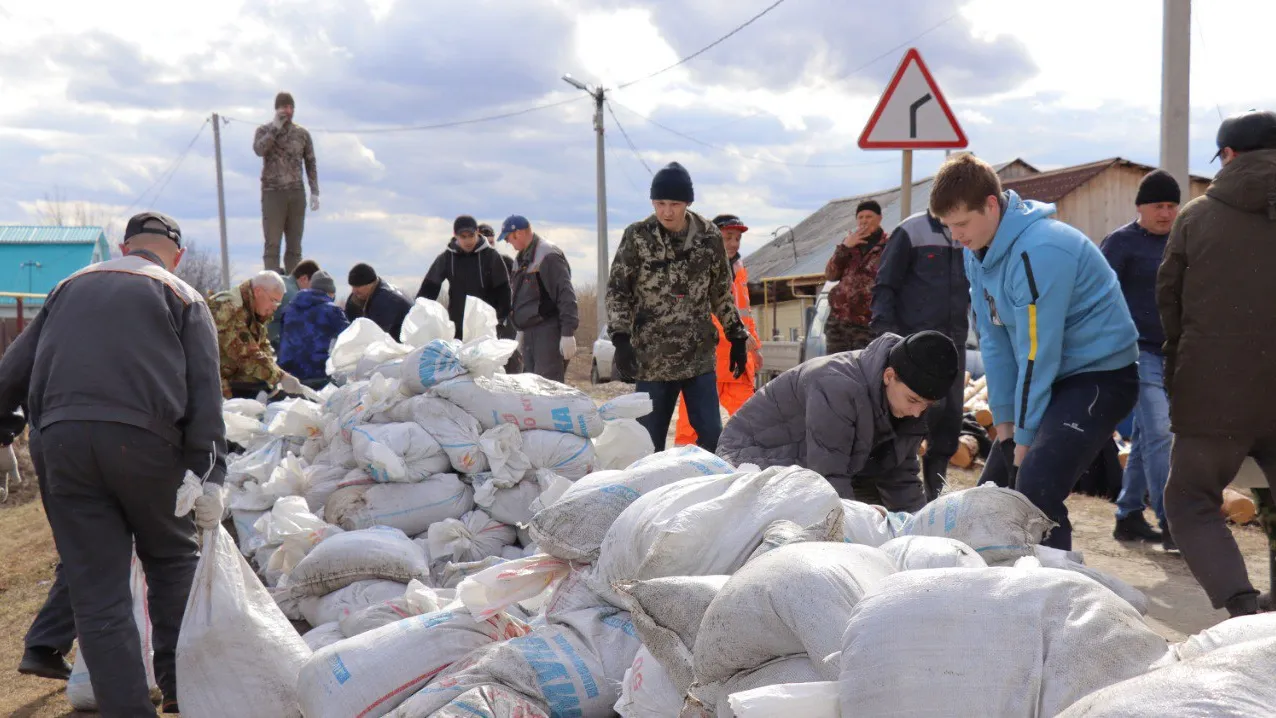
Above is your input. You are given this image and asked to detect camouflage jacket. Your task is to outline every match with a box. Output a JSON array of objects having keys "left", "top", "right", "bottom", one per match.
[
  {"left": 824, "top": 228, "right": 888, "bottom": 326},
  {"left": 606, "top": 211, "right": 746, "bottom": 382},
  {"left": 253, "top": 121, "right": 319, "bottom": 194},
  {"left": 210, "top": 281, "right": 284, "bottom": 397}
]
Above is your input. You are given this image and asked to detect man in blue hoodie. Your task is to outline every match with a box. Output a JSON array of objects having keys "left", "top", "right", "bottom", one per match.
[
  {"left": 279, "top": 270, "right": 349, "bottom": 388},
  {"left": 930, "top": 154, "right": 1140, "bottom": 550}
]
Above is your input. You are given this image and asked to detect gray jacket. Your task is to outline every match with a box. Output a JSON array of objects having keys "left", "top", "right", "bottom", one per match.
[
  {"left": 511, "top": 234, "right": 579, "bottom": 337},
  {"left": 716, "top": 334, "right": 924, "bottom": 494},
  {"left": 0, "top": 253, "right": 228, "bottom": 484}
]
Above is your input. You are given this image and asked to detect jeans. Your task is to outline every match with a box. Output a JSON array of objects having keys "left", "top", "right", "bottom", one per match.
[
  {"left": 1115, "top": 350, "right": 1172, "bottom": 526},
  {"left": 637, "top": 372, "right": 721, "bottom": 453},
  {"left": 980, "top": 364, "right": 1140, "bottom": 550}
]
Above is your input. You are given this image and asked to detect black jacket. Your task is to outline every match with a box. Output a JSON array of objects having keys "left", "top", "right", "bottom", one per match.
[
  {"left": 417, "top": 239, "right": 512, "bottom": 339},
  {"left": 871, "top": 211, "right": 969, "bottom": 342},
  {"left": 345, "top": 279, "right": 412, "bottom": 340}
]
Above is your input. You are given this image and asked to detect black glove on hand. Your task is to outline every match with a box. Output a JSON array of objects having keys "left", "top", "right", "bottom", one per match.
[
  {"left": 612, "top": 333, "right": 639, "bottom": 381},
  {"left": 729, "top": 337, "right": 748, "bottom": 379}
]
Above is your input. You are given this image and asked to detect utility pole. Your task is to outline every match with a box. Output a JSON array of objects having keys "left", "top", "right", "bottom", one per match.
[
  {"left": 900, "top": 150, "right": 914, "bottom": 219},
  {"left": 211, "top": 112, "right": 231, "bottom": 290},
  {"left": 563, "top": 75, "right": 608, "bottom": 330},
  {"left": 1160, "top": 0, "right": 1191, "bottom": 195}
]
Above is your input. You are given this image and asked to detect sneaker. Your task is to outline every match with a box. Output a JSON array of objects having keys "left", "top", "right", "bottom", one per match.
[
  {"left": 1161, "top": 525, "right": 1180, "bottom": 554},
  {"left": 17, "top": 647, "right": 72, "bottom": 681},
  {"left": 1113, "top": 513, "right": 1163, "bottom": 543}
]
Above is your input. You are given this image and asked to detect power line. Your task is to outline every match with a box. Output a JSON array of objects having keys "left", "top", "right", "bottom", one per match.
[
  {"left": 222, "top": 94, "right": 588, "bottom": 135},
  {"left": 605, "top": 134, "right": 647, "bottom": 195},
  {"left": 611, "top": 101, "right": 896, "bottom": 169},
  {"left": 1191, "top": 8, "right": 1225, "bottom": 122},
  {"left": 839, "top": 12, "right": 958, "bottom": 81},
  {"left": 617, "top": 0, "right": 791, "bottom": 90},
  {"left": 606, "top": 101, "right": 653, "bottom": 175},
  {"left": 122, "top": 118, "right": 209, "bottom": 215}
]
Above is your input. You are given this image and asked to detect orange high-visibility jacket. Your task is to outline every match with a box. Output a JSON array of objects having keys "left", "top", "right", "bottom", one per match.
[{"left": 714, "top": 258, "right": 760, "bottom": 384}]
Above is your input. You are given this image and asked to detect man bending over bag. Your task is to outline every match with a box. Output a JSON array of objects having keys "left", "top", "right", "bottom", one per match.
[{"left": 716, "top": 331, "right": 959, "bottom": 511}]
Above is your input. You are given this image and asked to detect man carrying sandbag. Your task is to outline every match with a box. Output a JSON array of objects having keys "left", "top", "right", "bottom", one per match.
[
  {"left": 0, "top": 212, "right": 228, "bottom": 715},
  {"left": 716, "top": 331, "right": 959, "bottom": 511},
  {"left": 607, "top": 162, "right": 748, "bottom": 452}
]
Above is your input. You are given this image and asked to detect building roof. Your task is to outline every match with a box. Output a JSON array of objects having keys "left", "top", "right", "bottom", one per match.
[
  {"left": 1003, "top": 157, "right": 1212, "bottom": 204},
  {"left": 0, "top": 226, "right": 111, "bottom": 301},
  {"left": 745, "top": 159, "right": 1035, "bottom": 282}
]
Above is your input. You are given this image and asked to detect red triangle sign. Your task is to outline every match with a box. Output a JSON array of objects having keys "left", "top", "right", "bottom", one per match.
[{"left": 858, "top": 48, "right": 968, "bottom": 150}]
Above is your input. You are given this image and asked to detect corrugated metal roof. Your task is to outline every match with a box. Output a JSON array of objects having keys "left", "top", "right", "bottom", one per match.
[
  {"left": 0, "top": 226, "right": 107, "bottom": 245},
  {"left": 745, "top": 159, "right": 1033, "bottom": 282},
  {"left": 1001, "top": 158, "right": 1118, "bottom": 204}
]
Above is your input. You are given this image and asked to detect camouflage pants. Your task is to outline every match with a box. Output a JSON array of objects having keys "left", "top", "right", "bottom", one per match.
[{"left": 825, "top": 317, "right": 874, "bottom": 355}]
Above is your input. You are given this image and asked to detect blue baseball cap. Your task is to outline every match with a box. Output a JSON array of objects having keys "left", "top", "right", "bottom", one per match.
[{"left": 497, "top": 215, "right": 530, "bottom": 242}]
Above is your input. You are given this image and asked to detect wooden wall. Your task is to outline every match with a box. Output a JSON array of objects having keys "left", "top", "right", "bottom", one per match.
[{"left": 1056, "top": 165, "right": 1210, "bottom": 244}]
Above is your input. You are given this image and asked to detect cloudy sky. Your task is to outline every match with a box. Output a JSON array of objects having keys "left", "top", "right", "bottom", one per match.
[{"left": 0, "top": 0, "right": 1270, "bottom": 297}]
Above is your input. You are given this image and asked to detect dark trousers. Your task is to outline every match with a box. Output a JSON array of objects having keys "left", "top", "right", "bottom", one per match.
[
  {"left": 979, "top": 365, "right": 1139, "bottom": 550},
  {"left": 262, "top": 188, "right": 306, "bottom": 273},
  {"left": 39, "top": 421, "right": 199, "bottom": 715},
  {"left": 921, "top": 349, "right": 967, "bottom": 501},
  {"left": 1166, "top": 435, "right": 1276, "bottom": 609},
  {"left": 847, "top": 473, "right": 926, "bottom": 513},
  {"left": 637, "top": 372, "right": 721, "bottom": 453},
  {"left": 521, "top": 322, "right": 566, "bottom": 383},
  {"left": 24, "top": 430, "right": 76, "bottom": 656},
  {"left": 824, "top": 318, "right": 874, "bottom": 355}
]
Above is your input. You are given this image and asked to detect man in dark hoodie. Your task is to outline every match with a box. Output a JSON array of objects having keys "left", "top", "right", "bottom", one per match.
[
  {"left": 418, "top": 215, "right": 512, "bottom": 338},
  {"left": 1158, "top": 110, "right": 1276, "bottom": 618},
  {"left": 345, "top": 263, "right": 412, "bottom": 339},
  {"left": 279, "top": 270, "right": 348, "bottom": 387},
  {"left": 498, "top": 215, "right": 578, "bottom": 382}
]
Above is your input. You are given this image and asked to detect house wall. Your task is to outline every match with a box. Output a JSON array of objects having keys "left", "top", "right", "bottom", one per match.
[
  {"left": 756, "top": 298, "right": 812, "bottom": 342},
  {"left": 1056, "top": 165, "right": 1210, "bottom": 243}
]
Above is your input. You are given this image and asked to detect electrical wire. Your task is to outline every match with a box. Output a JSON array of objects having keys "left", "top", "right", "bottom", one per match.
[
  {"left": 610, "top": 101, "right": 896, "bottom": 169},
  {"left": 1192, "top": 9, "right": 1226, "bottom": 122},
  {"left": 606, "top": 102, "right": 653, "bottom": 175},
  {"left": 222, "top": 94, "right": 588, "bottom": 134},
  {"left": 122, "top": 118, "right": 209, "bottom": 215},
  {"left": 616, "top": 0, "right": 792, "bottom": 90},
  {"left": 605, "top": 134, "right": 647, "bottom": 195}
]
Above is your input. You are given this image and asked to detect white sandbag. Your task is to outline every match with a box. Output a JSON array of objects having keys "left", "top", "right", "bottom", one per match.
[
  {"left": 435, "top": 373, "right": 605, "bottom": 437},
  {"left": 478, "top": 423, "right": 533, "bottom": 484},
  {"left": 1173, "top": 612, "right": 1276, "bottom": 661},
  {"left": 613, "top": 575, "right": 729, "bottom": 696},
  {"left": 430, "top": 685, "right": 550, "bottom": 718},
  {"left": 464, "top": 296, "right": 499, "bottom": 342},
  {"left": 327, "top": 318, "right": 413, "bottom": 379},
  {"left": 589, "top": 466, "right": 845, "bottom": 604},
  {"left": 840, "top": 499, "right": 910, "bottom": 546},
  {"left": 500, "top": 545, "right": 526, "bottom": 560},
  {"left": 1055, "top": 635, "right": 1276, "bottom": 717},
  {"left": 370, "top": 394, "right": 488, "bottom": 474},
  {"left": 837, "top": 566, "right": 1171, "bottom": 718},
  {"left": 400, "top": 297, "right": 455, "bottom": 348},
  {"left": 225, "top": 410, "right": 268, "bottom": 447},
  {"left": 470, "top": 469, "right": 557, "bottom": 527},
  {"left": 287, "top": 526, "right": 430, "bottom": 597},
  {"left": 436, "top": 556, "right": 510, "bottom": 590},
  {"left": 594, "top": 418, "right": 655, "bottom": 471},
  {"left": 521, "top": 429, "right": 596, "bottom": 480},
  {"left": 709, "top": 655, "right": 823, "bottom": 718},
  {"left": 266, "top": 398, "right": 326, "bottom": 440},
  {"left": 231, "top": 507, "right": 269, "bottom": 557},
  {"left": 298, "top": 579, "right": 408, "bottom": 627},
  {"left": 428, "top": 509, "right": 519, "bottom": 564},
  {"left": 303, "top": 621, "right": 347, "bottom": 651},
  {"left": 457, "top": 554, "right": 572, "bottom": 620},
  {"left": 728, "top": 680, "right": 839, "bottom": 718},
  {"left": 228, "top": 436, "right": 303, "bottom": 486},
  {"left": 1032, "top": 544, "right": 1149, "bottom": 615},
  {"left": 325, "top": 475, "right": 474, "bottom": 536},
  {"left": 66, "top": 554, "right": 157, "bottom": 710},
  {"left": 615, "top": 646, "right": 684, "bottom": 718},
  {"left": 747, "top": 515, "right": 844, "bottom": 562},
  {"left": 338, "top": 580, "right": 453, "bottom": 638},
  {"left": 400, "top": 338, "right": 519, "bottom": 394},
  {"left": 880, "top": 535, "right": 987, "bottom": 571},
  {"left": 258, "top": 497, "right": 344, "bottom": 580},
  {"left": 390, "top": 606, "right": 640, "bottom": 718},
  {"left": 302, "top": 465, "right": 370, "bottom": 513},
  {"left": 903, "top": 485, "right": 1055, "bottom": 564},
  {"left": 175, "top": 476, "right": 310, "bottom": 718},
  {"left": 224, "top": 398, "right": 267, "bottom": 418},
  {"left": 694, "top": 543, "right": 895, "bottom": 687},
  {"left": 529, "top": 446, "right": 736, "bottom": 564},
  {"left": 350, "top": 423, "right": 452, "bottom": 482},
  {"left": 334, "top": 375, "right": 408, "bottom": 437},
  {"left": 297, "top": 607, "right": 532, "bottom": 718}
]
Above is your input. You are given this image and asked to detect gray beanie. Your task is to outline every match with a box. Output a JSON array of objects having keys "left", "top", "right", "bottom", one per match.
[{"left": 310, "top": 270, "right": 336, "bottom": 295}]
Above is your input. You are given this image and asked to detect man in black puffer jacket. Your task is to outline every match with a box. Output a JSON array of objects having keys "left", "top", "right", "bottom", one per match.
[{"left": 417, "top": 215, "right": 512, "bottom": 339}]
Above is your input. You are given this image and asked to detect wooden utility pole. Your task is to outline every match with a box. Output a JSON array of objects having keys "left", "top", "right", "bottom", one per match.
[{"left": 211, "top": 113, "right": 231, "bottom": 290}]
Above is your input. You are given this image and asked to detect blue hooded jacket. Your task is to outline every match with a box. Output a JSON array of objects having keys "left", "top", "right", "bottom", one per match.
[
  {"left": 966, "top": 190, "right": 1138, "bottom": 446},
  {"left": 278, "top": 288, "right": 350, "bottom": 380}
]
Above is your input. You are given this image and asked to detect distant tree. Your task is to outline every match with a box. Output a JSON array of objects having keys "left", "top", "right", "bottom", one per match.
[
  {"left": 174, "top": 242, "right": 225, "bottom": 297},
  {"left": 575, "top": 282, "right": 599, "bottom": 344},
  {"left": 35, "top": 187, "right": 120, "bottom": 244}
]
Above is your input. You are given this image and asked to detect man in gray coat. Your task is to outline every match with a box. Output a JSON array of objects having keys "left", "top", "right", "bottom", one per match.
[
  {"left": 498, "top": 215, "right": 579, "bottom": 382},
  {"left": 0, "top": 212, "right": 228, "bottom": 715},
  {"left": 717, "top": 331, "right": 959, "bottom": 510}
]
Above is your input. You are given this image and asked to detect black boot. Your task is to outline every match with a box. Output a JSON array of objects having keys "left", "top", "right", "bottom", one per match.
[
  {"left": 1161, "top": 524, "right": 1180, "bottom": 554},
  {"left": 1113, "top": 513, "right": 1163, "bottom": 543},
  {"left": 17, "top": 646, "right": 72, "bottom": 680},
  {"left": 1226, "top": 591, "right": 1261, "bottom": 617},
  {"left": 922, "top": 454, "right": 950, "bottom": 504}
]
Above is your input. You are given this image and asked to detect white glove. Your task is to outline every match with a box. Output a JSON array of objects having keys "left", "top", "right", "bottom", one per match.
[
  {"left": 559, "top": 335, "right": 577, "bottom": 360},
  {"left": 310, "top": 195, "right": 320, "bottom": 212},
  {"left": 279, "top": 373, "right": 304, "bottom": 396},
  {"left": 271, "top": 109, "right": 287, "bottom": 130},
  {"left": 0, "top": 444, "right": 16, "bottom": 475},
  {"left": 192, "top": 482, "right": 226, "bottom": 530}
]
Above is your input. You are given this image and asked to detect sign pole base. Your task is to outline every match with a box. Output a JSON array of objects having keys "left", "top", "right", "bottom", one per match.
[{"left": 900, "top": 149, "right": 914, "bottom": 219}]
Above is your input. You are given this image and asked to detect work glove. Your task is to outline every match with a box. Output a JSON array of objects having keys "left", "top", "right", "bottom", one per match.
[
  {"left": 310, "top": 195, "right": 320, "bottom": 212},
  {"left": 729, "top": 337, "right": 748, "bottom": 379},
  {"left": 612, "top": 333, "right": 639, "bottom": 381},
  {"left": 192, "top": 482, "right": 226, "bottom": 530},
  {"left": 271, "top": 109, "right": 287, "bottom": 130},
  {"left": 559, "top": 335, "right": 577, "bottom": 360},
  {"left": 279, "top": 373, "right": 305, "bottom": 396}
]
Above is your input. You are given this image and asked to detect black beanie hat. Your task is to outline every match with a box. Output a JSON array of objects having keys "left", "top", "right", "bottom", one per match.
[
  {"left": 650, "top": 162, "right": 694, "bottom": 203},
  {"left": 348, "top": 263, "right": 378, "bottom": 287},
  {"left": 887, "top": 331, "right": 960, "bottom": 401},
  {"left": 1135, "top": 169, "right": 1181, "bottom": 206}
]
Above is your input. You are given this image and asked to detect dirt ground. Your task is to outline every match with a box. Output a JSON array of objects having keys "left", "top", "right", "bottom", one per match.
[{"left": 0, "top": 351, "right": 1268, "bottom": 715}]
